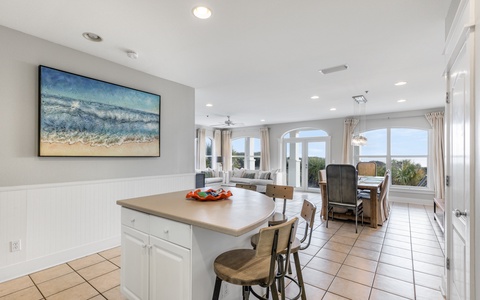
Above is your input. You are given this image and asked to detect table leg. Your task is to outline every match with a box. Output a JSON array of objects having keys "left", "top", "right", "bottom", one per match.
[
  {"left": 320, "top": 184, "right": 327, "bottom": 220},
  {"left": 370, "top": 187, "right": 378, "bottom": 228}
]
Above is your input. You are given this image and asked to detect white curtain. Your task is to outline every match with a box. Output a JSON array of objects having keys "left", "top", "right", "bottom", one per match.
[
  {"left": 214, "top": 130, "right": 222, "bottom": 157},
  {"left": 222, "top": 130, "right": 232, "bottom": 171},
  {"left": 214, "top": 129, "right": 222, "bottom": 169},
  {"left": 260, "top": 127, "right": 271, "bottom": 171},
  {"left": 425, "top": 111, "right": 445, "bottom": 199},
  {"left": 342, "top": 118, "right": 358, "bottom": 164},
  {"left": 196, "top": 128, "right": 206, "bottom": 170}
]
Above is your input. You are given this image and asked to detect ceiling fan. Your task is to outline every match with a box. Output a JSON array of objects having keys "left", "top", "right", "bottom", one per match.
[{"left": 214, "top": 116, "right": 244, "bottom": 127}]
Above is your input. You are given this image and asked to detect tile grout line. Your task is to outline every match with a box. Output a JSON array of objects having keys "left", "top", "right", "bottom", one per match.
[
  {"left": 408, "top": 203, "right": 418, "bottom": 300},
  {"left": 368, "top": 204, "right": 390, "bottom": 300}
]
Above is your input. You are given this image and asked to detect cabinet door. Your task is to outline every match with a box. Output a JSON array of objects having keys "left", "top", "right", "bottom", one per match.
[
  {"left": 121, "top": 225, "right": 150, "bottom": 300},
  {"left": 149, "top": 236, "right": 192, "bottom": 300}
]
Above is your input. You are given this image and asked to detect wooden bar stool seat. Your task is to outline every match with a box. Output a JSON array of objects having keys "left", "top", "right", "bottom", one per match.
[{"left": 212, "top": 217, "right": 299, "bottom": 300}]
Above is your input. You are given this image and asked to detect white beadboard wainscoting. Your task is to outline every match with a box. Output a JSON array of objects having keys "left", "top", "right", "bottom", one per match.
[{"left": 0, "top": 173, "right": 194, "bottom": 283}]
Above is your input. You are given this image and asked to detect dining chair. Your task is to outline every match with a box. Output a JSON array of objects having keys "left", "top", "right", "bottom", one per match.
[
  {"left": 250, "top": 200, "right": 316, "bottom": 300},
  {"left": 356, "top": 161, "right": 377, "bottom": 176},
  {"left": 326, "top": 164, "right": 363, "bottom": 233},
  {"left": 358, "top": 170, "right": 391, "bottom": 225},
  {"left": 266, "top": 184, "right": 295, "bottom": 226},
  {"left": 236, "top": 183, "right": 257, "bottom": 191},
  {"left": 318, "top": 169, "right": 326, "bottom": 182},
  {"left": 212, "top": 217, "right": 299, "bottom": 300}
]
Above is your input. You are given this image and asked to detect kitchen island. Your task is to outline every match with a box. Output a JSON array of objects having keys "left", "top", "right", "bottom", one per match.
[{"left": 117, "top": 187, "right": 275, "bottom": 300}]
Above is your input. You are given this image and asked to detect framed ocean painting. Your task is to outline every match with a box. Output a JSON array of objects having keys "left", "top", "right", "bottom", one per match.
[{"left": 38, "top": 65, "right": 161, "bottom": 157}]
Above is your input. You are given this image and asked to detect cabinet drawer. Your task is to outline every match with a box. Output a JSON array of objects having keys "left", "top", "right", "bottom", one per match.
[
  {"left": 121, "top": 207, "right": 149, "bottom": 233},
  {"left": 150, "top": 216, "right": 192, "bottom": 249}
]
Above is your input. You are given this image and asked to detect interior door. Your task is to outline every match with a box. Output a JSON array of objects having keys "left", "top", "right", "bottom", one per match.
[{"left": 447, "top": 32, "right": 472, "bottom": 300}]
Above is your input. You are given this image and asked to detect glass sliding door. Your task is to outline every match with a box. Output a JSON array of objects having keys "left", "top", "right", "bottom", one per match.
[
  {"left": 284, "top": 138, "right": 329, "bottom": 191},
  {"left": 305, "top": 141, "right": 326, "bottom": 189},
  {"left": 286, "top": 141, "right": 303, "bottom": 189}
]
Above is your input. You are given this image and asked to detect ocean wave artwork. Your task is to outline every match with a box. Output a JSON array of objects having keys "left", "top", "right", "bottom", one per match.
[
  {"left": 40, "top": 95, "right": 159, "bottom": 146},
  {"left": 39, "top": 66, "right": 161, "bottom": 157}
]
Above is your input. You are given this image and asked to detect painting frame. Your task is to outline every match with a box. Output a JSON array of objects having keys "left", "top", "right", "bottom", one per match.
[{"left": 38, "top": 65, "right": 161, "bottom": 157}]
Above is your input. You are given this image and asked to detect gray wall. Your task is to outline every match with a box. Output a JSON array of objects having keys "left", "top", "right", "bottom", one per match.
[{"left": 0, "top": 26, "right": 195, "bottom": 187}]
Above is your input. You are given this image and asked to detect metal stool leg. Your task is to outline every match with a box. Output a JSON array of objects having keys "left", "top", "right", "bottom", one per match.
[
  {"left": 212, "top": 277, "right": 222, "bottom": 300},
  {"left": 293, "top": 252, "right": 306, "bottom": 300}
]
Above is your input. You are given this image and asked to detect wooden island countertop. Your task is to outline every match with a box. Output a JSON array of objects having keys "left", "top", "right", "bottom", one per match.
[{"left": 116, "top": 187, "right": 275, "bottom": 237}]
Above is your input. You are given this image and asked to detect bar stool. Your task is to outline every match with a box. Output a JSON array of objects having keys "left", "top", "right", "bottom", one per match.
[
  {"left": 266, "top": 184, "right": 294, "bottom": 226},
  {"left": 212, "top": 217, "right": 299, "bottom": 300},
  {"left": 251, "top": 200, "right": 317, "bottom": 300}
]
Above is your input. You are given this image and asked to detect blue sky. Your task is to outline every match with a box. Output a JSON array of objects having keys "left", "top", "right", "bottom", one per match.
[
  {"left": 40, "top": 66, "right": 160, "bottom": 114},
  {"left": 360, "top": 128, "right": 428, "bottom": 156}
]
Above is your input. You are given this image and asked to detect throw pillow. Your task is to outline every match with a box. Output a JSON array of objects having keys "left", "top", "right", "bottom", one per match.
[
  {"left": 202, "top": 170, "right": 213, "bottom": 178},
  {"left": 242, "top": 172, "right": 256, "bottom": 179},
  {"left": 259, "top": 171, "right": 271, "bottom": 180},
  {"left": 232, "top": 168, "right": 244, "bottom": 178}
]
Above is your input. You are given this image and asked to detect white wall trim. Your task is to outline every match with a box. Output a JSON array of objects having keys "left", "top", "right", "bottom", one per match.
[
  {"left": 0, "top": 173, "right": 194, "bottom": 283},
  {"left": 0, "top": 237, "right": 120, "bottom": 283},
  {"left": 390, "top": 195, "right": 433, "bottom": 206},
  {"left": 0, "top": 173, "right": 194, "bottom": 192}
]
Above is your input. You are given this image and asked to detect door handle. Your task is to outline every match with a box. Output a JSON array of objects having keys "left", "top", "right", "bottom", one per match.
[{"left": 454, "top": 209, "right": 467, "bottom": 218}]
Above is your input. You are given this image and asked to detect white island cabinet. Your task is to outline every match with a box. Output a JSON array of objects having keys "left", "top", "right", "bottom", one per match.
[
  {"left": 121, "top": 207, "right": 192, "bottom": 300},
  {"left": 117, "top": 187, "right": 275, "bottom": 300}
]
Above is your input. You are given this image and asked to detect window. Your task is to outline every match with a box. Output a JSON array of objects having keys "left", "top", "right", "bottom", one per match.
[
  {"left": 232, "top": 137, "right": 261, "bottom": 170},
  {"left": 356, "top": 128, "right": 429, "bottom": 188},
  {"left": 205, "top": 137, "right": 213, "bottom": 168}
]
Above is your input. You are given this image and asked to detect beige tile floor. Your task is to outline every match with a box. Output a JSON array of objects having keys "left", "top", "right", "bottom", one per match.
[{"left": 0, "top": 191, "right": 445, "bottom": 300}]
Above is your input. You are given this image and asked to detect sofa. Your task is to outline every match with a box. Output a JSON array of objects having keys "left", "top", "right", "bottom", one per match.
[
  {"left": 196, "top": 168, "right": 224, "bottom": 186},
  {"left": 226, "top": 168, "right": 281, "bottom": 193}
]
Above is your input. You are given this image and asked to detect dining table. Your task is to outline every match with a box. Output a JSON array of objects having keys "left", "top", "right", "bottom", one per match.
[{"left": 319, "top": 176, "right": 384, "bottom": 228}]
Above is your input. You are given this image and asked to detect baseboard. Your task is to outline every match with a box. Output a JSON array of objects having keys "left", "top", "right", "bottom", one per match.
[
  {"left": 0, "top": 236, "right": 120, "bottom": 283},
  {"left": 389, "top": 196, "right": 433, "bottom": 206}
]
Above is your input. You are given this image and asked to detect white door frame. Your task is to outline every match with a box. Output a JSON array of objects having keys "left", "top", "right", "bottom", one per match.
[{"left": 444, "top": 0, "right": 476, "bottom": 298}]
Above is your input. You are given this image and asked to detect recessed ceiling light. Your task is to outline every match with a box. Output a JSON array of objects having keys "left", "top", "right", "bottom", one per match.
[
  {"left": 193, "top": 6, "right": 212, "bottom": 19},
  {"left": 206, "top": 103, "right": 213, "bottom": 107},
  {"left": 311, "top": 95, "right": 320, "bottom": 100},
  {"left": 319, "top": 64, "right": 348, "bottom": 75},
  {"left": 395, "top": 81, "right": 407, "bottom": 86},
  {"left": 82, "top": 32, "right": 102, "bottom": 42},
  {"left": 330, "top": 108, "right": 336, "bottom": 111},
  {"left": 260, "top": 119, "right": 266, "bottom": 122},
  {"left": 397, "top": 99, "right": 406, "bottom": 103}
]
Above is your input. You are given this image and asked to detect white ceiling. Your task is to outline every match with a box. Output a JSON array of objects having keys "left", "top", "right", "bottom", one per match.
[{"left": 0, "top": 0, "right": 449, "bottom": 128}]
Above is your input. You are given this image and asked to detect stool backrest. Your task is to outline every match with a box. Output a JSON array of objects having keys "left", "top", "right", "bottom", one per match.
[
  {"left": 266, "top": 184, "right": 294, "bottom": 214},
  {"left": 299, "top": 200, "right": 317, "bottom": 250},
  {"left": 256, "top": 217, "right": 298, "bottom": 285},
  {"left": 265, "top": 184, "right": 294, "bottom": 199}
]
